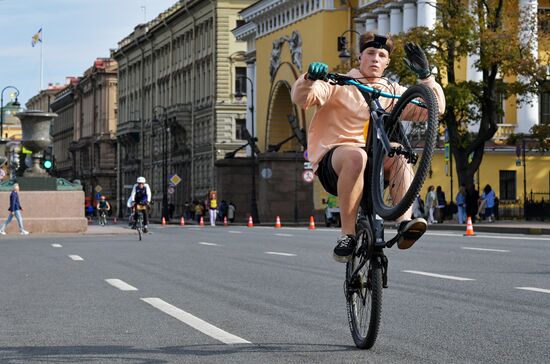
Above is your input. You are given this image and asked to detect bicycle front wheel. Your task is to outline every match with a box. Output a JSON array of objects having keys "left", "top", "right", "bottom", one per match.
[
  {"left": 346, "top": 223, "right": 382, "bottom": 349},
  {"left": 371, "top": 83, "right": 439, "bottom": 220}
]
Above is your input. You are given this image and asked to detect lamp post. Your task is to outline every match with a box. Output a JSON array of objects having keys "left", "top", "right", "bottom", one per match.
[
  {"left": 152, "top": 105, "right": 168, "bottom": 222},
  {"left": 1, "top": 86, "right": 21, "bottom": 139},
  {"left": 235, "top": 76, "right": 260, "bottom": 224},
  {"left": 337, "top": 29, "right": 361, "bottom": 64}
]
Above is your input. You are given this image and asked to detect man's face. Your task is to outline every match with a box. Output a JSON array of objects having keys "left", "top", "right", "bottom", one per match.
[
  {"left": 359, "top": 47, "right": 390, "bottom": 78},
  {"left": 138, "top": 183, "right": 144, "bottom": 188}
]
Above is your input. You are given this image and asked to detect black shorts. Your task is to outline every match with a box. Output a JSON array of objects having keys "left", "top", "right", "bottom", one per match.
[{"left": 316, "top": 148, "right": 339, "bottom": 196}]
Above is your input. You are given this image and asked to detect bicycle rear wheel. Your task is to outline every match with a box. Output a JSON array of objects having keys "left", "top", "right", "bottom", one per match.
[
  {"left": 371, "top": 83, "right": 439, "bottom": 220},
  {"left": 345, "top": 222, "right": 382, "bottom": 349}
]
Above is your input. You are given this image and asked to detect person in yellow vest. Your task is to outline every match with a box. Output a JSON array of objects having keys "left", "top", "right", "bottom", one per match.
[{"left": 208, "top": 191, "right": 217, "bottom": 226}]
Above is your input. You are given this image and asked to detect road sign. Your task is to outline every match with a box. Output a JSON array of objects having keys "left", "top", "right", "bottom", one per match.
[
  {"left": 444, "top": 143, "right": 449, "bottom": 162},
  {"left": 303, "top": 150, "right": 309, "bottom": 161},
  {"left": 302, "top": 170, "right": 314, "bottom": 183},
  {"left": 168, "top": 186, "right": 175, "bottom": 195},
  {"left": 95, "top": 185, "right": 102, "bottom": 193},
  {"left": 169, "top": 174, "right": 181, "bottom": 186},
  {"left": 303, "top": 162, "right": 313, "bottom": 170},
  {"left": 261, "top": 168, "right": 272, "bottom": 179},
  {"left": 22, "top": 146, "right": 32, "bottom": 154}
]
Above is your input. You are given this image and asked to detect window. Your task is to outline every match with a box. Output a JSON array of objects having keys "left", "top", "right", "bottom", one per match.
[
  {"left": 541, "top": 80, "right": 550, "bottom": 124},
  {"left": 235, "top": 67, "right": 247, "bottom": 94},
  {"left": 235, "top": 118, "right": 247, "bottom": 140},
  {"left": 499, "top": 170, "right": 516, "bottom": 201}
]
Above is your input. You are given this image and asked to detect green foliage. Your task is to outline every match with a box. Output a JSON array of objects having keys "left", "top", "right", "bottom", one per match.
[{"left": 530, "top": 124, "right": 550, "bottom": 152}]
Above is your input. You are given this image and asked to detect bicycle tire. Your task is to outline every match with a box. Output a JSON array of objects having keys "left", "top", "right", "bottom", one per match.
[
  {"left": 371, "top": 83, "right": 438, "bottom": 220},
  {"left": 346, "top": 223, "right": 383, "bottom": 349}
]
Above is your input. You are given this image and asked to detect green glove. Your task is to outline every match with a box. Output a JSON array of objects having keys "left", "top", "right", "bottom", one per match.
[
  {"left": 307, "top": 62, "right": 328, "bottom": 81},
  {"left": 403, "top": 42, "right": 431, "bottom": 79}
]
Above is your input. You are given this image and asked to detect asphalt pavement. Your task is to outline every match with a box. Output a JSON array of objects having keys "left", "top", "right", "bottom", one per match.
[{"left": 0, "top": 224, "right": 549, "bottom": 363}]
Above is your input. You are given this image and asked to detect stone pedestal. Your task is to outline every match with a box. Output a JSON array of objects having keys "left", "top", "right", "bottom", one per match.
[{"left": 0, "top": 191, "right": 87, "bottom": 234}]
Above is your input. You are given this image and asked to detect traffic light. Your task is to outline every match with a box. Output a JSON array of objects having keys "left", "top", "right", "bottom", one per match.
[{"left": 42, "top": 158, "right": 53, "bottom": 170}]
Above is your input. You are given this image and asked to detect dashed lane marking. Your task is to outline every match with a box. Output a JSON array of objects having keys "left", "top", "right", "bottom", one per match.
[
  {"left": 68, "top": 255, "right": 84, "bottom": 261},
  {"left": 199, "top": 242, "right": 221, "bottom": 246},
  {"left": 274, "top": 233, "right": 294, "bottom": 237},
  {"left": 402, "top": 270, "right": 475, "bottom": 281},
  {"left": 461, "top": 247, "right": 510, "bottom": 253},
  {"left": 51, "top": 244, "right": 62, "bottom": 248},
  {"left": 228, "top": 231, "right": 242, "bottom": 234},
  {"left": 141, "top": 297, "right": 251, "bottom": 345},
  {"left": 105, "top": 279, "right": 138, "bottom": 291},
  {"left": 265, "top": 251, "right": 297, "bottom": 257},
  {"left": 515, "top": 287, "right": 550, "bottom": 294}
]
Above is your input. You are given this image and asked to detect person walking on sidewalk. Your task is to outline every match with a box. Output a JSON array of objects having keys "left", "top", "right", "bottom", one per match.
[
  {"left": 435, "top": 186, "right": 447, "bottom": 223},
  {"left": 425, "top": 185, "right": 437, "bottom": 224},
  {"left": 480, "top": 184, "right": 496, "bottom": 222},
  {"left": 208, "top": 191, "right": 217, "bottom": 226},
  {"left": 456, "top": 185, "right": 467, "bottom": 224},
  {"left": 0, "top": 183, "right": 29, "bottom": 235}
]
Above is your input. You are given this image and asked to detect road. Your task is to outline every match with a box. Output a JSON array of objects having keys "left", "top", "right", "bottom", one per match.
[{"left": 1, "top": 225, "right": 549, "bottom": 363}]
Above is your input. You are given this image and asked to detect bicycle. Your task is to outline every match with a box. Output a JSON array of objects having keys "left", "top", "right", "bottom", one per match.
[
  {"left": 131, "top": 204, "right": 148, "bottom": 241},
  {"left": 324, "top": 73, "right": 439, "bottom": 349},
  {"left": 98, "top": 209, "right": 108, "bottom": 226}
]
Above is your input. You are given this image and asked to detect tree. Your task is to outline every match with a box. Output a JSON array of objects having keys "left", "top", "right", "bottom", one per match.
[{"left": 388, "top": 0, "right": 549, "bottom": 190}]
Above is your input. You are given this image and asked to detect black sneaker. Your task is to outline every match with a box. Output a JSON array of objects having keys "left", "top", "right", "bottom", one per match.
[
  {"left": 143, "top": 226, "right": 149, "bottom": 234},
  {"left": 333, "top": 234, "right": 357, "bottom": 263},
  {"left": 396, "top": 218, "right": 427, "bottom": 250}
]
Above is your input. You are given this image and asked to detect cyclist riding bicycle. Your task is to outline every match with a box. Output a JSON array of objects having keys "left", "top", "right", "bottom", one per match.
[
  {"left": 291, "top": 32, "right": 446, "bottom": 263},
  {"left": 96, "top": 195, "right": 111, "bottom": 222},
  {"left": 128, "top": 176, "right": 152, "bottom": 233}
]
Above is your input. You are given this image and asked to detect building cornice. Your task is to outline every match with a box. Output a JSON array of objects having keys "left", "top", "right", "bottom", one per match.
[{"left": 232, "top": 21, "right": 257, "bottom": 41}]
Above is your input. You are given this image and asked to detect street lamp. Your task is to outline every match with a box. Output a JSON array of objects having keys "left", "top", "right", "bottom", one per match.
[
  {"left": 235, "top": 76, "right": 260, "bottom": 224},
  {"left": 337, "top": 29, "right": 361, "bottom": 64},
  {"left": 1, "top": 86, "right": 21, "bottom": 139},
  {"left": 152, "top": 105, "right": 169, "bottom": 222}
]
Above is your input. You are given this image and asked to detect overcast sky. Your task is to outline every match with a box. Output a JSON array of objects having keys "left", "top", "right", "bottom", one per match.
[{"left": 0, "top": 0, "right": 177, "bottom": 105}]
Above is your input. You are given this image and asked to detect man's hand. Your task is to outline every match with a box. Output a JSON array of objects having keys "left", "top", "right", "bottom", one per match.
[
  {"left": 403, "top": 42, "right": 431, "bottom": 79},
  {"left": 307, "top": 62, "right": 329, "bottom": 81}
]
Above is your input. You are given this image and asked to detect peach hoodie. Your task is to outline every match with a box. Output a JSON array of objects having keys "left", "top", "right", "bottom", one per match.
[{"left": 291, "top": 68, "right": 446, "bottom": 171}]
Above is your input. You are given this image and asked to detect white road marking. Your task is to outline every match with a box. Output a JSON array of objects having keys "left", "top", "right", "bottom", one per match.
[
  {"left": 402, "top": 270, "right": 475, "bottom": 281},
  {"left": 425, "top": 232, "right": 550, "bottom": 241},
  {"left": 461, "top": 247, "right": 510, "bottom": 253},
  {"left": 105, "top": 279, "right": 138, "bottom": 291},
  {"left": 515, "top": 287, "right": 550, "bottom": 294},
  {"left": 68, "top": 255, "right": 83, "bottom": 261},
  {"left": 51, "top": 244, "right": 62, "bottom": 248},
  {"left": 141, "top": 297, "right": 250, "bottom": 345},
  {"left": 228, "top": 231, "right": 242, "bottom": 234},
  {"left": 199, "top": 242, "right": 220, "bottom": 246},
  {"left": 275, "top": 233, "right": 294, "bottom": 237},
  {"left": 265, "top": 251, "right": 297, "bottom": 257}
]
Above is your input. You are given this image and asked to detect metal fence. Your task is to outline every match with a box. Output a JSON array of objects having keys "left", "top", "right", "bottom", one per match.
[{"left": 498, "top": 191, "right": 550, "bottom": 221}]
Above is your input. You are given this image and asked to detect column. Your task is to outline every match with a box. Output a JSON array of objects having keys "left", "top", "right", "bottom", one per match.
[
  {"left": 246, "top": 60, "right": 256, "bottom": 156},
  {"left": 386, "top": 3, "right": 403, "bottom": 35},
  {"left": 374, "top": 8, "right": 390, "bottom": 35},
  {"left": 516, "top": 0, "right": 539, "bottom": 133},
  {"left": 402, "top": 1, "right": 417, "bottom": 32},
  {"left": 365, "top": 14, "right": 378, "bottom": 32},
  {"left": 417, "top": 0, "right": 437, "bottom": 28}
]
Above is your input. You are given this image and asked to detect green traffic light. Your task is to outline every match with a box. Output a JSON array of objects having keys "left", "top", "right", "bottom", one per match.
[{"left": 43, "top": 160, "right": 53, "bottom": 169}]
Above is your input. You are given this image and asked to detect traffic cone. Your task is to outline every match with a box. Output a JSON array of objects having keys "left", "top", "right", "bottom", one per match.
[
  {"left": 180, "top": 216, "right": 185, "bottom": 226},
  {"left": 200, "top": 216, "right": 205, "bottom": 227},
  {"left": 464, "top": 216, "right": 476, "bottom": 236},
  {"left": 162, "top": 216, "right": 166, "bottom": 225},
  {"left": 247, "top": 215, "right": 254, "bottom": 228},
  {"left": 309, "top": 216, "right": 316, "bottom": 230},
  {"left": 224, "top": 216, "right": 228, "bottom": 226},
  {"left": 275, "top": 216, "right": 282, "bottom": 228}
]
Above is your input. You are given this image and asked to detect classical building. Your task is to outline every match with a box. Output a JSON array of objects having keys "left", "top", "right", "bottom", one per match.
[
  {"left": 112, "top": 0, "right": 255, "bottom": 219},
  {"left": 25, "top": 84, "right": 65, "bottom": 112},
  {"left": 233, "top": 0, "right": 550, "bottom": 220},
  {"left": 50, "top": 59, "right": 118, "bottom": 213}
]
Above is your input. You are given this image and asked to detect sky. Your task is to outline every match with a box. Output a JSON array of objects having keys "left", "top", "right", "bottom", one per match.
[{"left": 0, "top": 0, "right": 177, "bottom": 106}]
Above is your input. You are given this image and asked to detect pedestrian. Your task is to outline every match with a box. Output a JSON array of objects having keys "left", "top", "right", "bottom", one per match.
[
  {"left": 183, "top": 201, "right": 191, "bottom": 221},
  {"left": 466, "top": 185, "right": 480, "bottom": 223},
  {"left": 193, "top": 200, "right": 203, "bottom": 224},
  {"left": 227, "top": 201, "right": 236, "bottom": 223},
  {"left": 208, "top": 191, "right": 218, "bottom": 226},
  {"left": 456, "top": 184, "right": 467, "bottom": 224},
  {"left": 436, "top": 186, "right": 446, "bottom": 223},
  {"left": 219, "top": 200, "right": 229, "bottom": 222},
  {"left": 0, "top": 183, "right": 30, "bottom": 235},
  {"left": 481, "top": 184, "right": 496, "bottom": 222},
  {"left": 412, "top": 195, "right": 425, "bottom": 219},
  {"left": 425, "top": 185, "right": 437, "bottom": 224}
]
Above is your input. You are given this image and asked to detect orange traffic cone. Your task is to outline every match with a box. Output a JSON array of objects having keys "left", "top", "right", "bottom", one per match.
[
  {"left": 309, "top": 216, "right": 316, "bottom": 230},
  {"left": 200, "top": 216, "right": 205, "bottom": 227},
  {"left": 180, "top": 216, "right": 185, "bottom": 226},
  {"left": 162, "top": 216, "right": 166, "bottom": 225},
  {"left": 464, "top": 216, "right": 475, "bottom": 236},
  {"left": 275, "top": 216, "right": 282, "bottom": 228},
  {"left": 224, "top": 216, "right": 228, "bottom": 226},
  {"left": 247, "top": 215, "right": 254, "bottom": 228}
]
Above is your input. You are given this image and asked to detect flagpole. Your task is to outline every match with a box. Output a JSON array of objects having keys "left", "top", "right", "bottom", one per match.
[{"left": 40, "top": 27, "right": 44, "bottom": 91}]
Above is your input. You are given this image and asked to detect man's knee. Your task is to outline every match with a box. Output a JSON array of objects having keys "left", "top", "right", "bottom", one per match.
[{"left": 334, "top": 148, "right": 367, "bottom": 176}]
